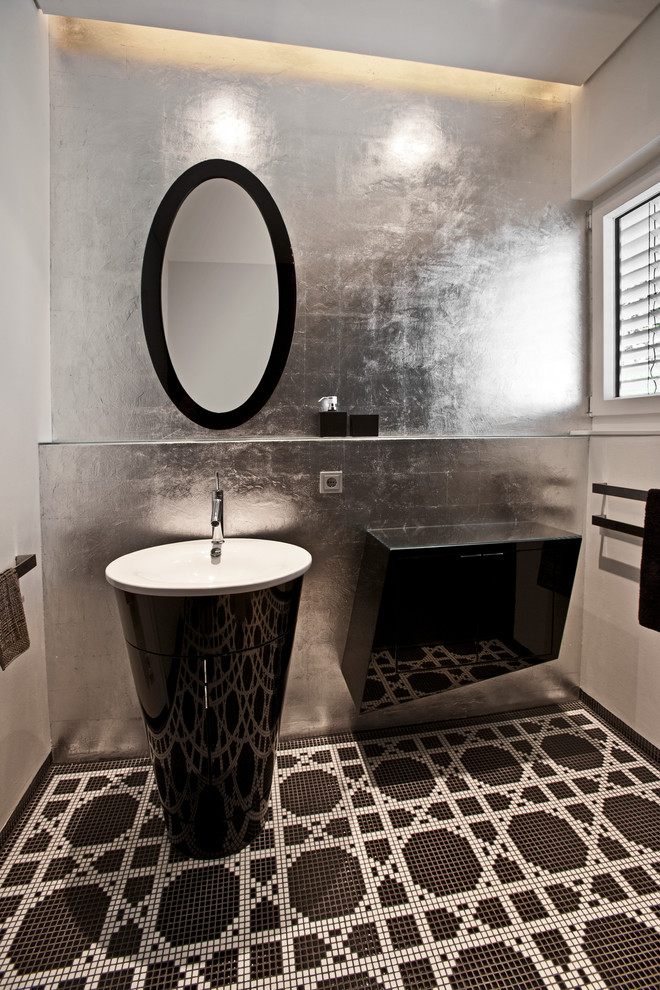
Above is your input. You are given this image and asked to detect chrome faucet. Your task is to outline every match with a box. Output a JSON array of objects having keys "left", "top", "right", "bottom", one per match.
[{"left": 210, "top": 473, "right": 224, "bottom": 559}]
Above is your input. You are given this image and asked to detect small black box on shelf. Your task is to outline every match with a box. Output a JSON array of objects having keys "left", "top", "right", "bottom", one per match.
[
  {"left": 319, "top": 411, "right": 348, "bottom": 437},
  {"left": 349, "top": 414, "right": 379, "bottom": 437}
]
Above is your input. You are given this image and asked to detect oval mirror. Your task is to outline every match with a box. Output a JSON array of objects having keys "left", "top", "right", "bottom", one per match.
[{"left": 141, "top": 160, "right": 296, "bottom": 429}]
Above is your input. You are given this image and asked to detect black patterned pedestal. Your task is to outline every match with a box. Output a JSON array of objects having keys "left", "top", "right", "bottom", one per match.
[{"left": 113, "top": 579, "right": 302, "bottom": 858}]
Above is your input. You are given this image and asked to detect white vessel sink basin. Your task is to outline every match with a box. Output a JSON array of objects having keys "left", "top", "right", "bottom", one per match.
[{"left": 105, "top": 538, "right": 312, "bottom": 597}]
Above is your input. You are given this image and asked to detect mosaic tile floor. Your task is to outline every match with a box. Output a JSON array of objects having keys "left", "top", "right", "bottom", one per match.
[{"left": 3, "top": 702, "right": 660, "bottom": 989}]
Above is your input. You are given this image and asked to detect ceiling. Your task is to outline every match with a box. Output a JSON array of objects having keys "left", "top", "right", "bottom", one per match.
[{"left": 37, "top": 0, "right": 659, "bottom": 86}]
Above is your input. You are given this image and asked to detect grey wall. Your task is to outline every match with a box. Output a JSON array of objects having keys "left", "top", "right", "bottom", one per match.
[
  {"left": 43, "top": 18, "right": 590, "bottom": 760},
  {"left": 41, "top": 436, "right": 587, "bottom": 760},
  {"left": 49, "top": 18, "right": 588, "bottom": 441}
]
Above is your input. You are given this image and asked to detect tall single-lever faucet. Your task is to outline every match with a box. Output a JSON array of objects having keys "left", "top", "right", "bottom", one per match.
[{"left": 211, "top": 473, "right": 224, "bottom": 559}]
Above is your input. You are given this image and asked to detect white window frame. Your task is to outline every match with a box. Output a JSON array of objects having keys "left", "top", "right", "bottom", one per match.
[{"left": 591, "top": 161, "right": 660, "bottom": 425}]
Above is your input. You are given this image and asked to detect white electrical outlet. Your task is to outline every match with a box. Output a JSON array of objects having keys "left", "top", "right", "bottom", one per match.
[{"left": 319, "top": 470, "right": 343, "bottom": 493}]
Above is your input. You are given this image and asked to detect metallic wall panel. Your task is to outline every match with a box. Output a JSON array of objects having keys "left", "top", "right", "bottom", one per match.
[
  {"left": 48, "top": 18, "right": 588, "bottom": 442},
  {"left": 40, "top": 437, "right": 587, "bottom": 759},
  {"left": 44, "top": 20, "right": 590, "bottom": 759}
]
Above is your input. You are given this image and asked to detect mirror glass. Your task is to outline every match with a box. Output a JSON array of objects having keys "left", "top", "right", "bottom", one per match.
[{"left": 142, "top": 160, "right": 296, "bottom": 429}]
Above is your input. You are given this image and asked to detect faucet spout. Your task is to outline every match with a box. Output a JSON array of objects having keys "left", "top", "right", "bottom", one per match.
[{"left": 211, "top": 475, "right": 224, "bottom": 559}]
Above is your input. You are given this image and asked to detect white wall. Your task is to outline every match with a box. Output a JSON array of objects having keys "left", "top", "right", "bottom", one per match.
[
  {"left": 582, "top": 438, "right": 660, "bottom": 748},
  {"left": 0, "top": 0, "right": 52, "bottom": 828},
  {"left": 572, "top": 3, "right": 660, "bottom": 745},
  {"left": 572, "top": 4, "right": 660, "bottom": 200}
]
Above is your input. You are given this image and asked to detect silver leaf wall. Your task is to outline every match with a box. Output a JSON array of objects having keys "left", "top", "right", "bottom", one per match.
[
  {"left": 43, "top": 18, "right": 590, "bottom": 759},
  {"left": 40, "top": 436, "right": 587, "bottom": 760}
]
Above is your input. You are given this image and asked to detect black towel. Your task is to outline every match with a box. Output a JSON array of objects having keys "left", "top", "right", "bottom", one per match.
[
  {"left": 537, "top": 539, "right": 581, "bottom": 598},
  {"left": 639, "top": 489, "right": 660, "bottom": 633}
]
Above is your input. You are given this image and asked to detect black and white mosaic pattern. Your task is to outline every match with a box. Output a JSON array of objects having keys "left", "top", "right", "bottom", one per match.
[
  {"left": 3, "top": 702, "right": 660, "bottom": 989},
  {"left": 361, "top": 639, "right": 543, "bottom": 712}
]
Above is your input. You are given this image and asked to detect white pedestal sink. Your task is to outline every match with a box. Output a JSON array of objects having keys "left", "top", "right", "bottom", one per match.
[
  {"left": 106, "top": 538, "right": 311, "bottom": 857},
  {"left": 106, "top": 537, "right": 312, "bottom": 595}
]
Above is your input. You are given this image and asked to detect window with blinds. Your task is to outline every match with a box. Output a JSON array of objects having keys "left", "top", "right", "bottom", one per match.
[{"left": 616, "top": 193, "right": 660, "bottom": 398}]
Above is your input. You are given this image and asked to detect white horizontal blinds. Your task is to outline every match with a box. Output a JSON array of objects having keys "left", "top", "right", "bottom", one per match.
[{"left": 616, "top": 194, "right": 660, "bottom": 397}]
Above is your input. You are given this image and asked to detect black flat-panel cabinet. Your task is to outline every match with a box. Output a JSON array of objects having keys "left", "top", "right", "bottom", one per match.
[{"left": 342, "top": 524, "right": 581, "bottom": 714}]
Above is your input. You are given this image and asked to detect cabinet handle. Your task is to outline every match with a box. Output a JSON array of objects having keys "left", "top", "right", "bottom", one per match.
[{"left": 460, "top": 552, "right": 505, "bottom": 558}]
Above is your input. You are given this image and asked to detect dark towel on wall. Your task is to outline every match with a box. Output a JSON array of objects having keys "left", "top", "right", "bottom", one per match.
[
  {"left": 639, "top": 489, "right": 660, "bottom": 633},
  {"left": 0, "top": 567, "right": 30, "bottom": 669}
]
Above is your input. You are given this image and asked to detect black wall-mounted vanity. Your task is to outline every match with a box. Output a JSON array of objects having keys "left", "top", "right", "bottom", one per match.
[{"left": 342, "top": 522, "right": 581, "bottom": 714}]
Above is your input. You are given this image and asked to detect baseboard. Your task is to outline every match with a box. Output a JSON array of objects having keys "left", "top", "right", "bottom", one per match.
[
  {"left": 0, "top": 754, "right": 52, "bottom": 861},
  {"left": 579, "top": 689, "right": 660, "bottom": 764}
]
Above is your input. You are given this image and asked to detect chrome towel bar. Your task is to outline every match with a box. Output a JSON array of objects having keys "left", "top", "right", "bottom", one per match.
[
  {"left": 592, "top": 483, "right": 648, "bottom": 502},
  {"left": 591, "top": 483, "right": 647, "bottom": 538},
  {"left": 14, "top": 555, "right": 37, "bottom": 579}
]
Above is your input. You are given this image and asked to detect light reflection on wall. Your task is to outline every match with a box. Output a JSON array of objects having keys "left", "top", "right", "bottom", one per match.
[
  {"left": 477, "top": 226, "right": 583, "bottom": 421},
  {"left": 50, "top": 16, "right": 573, "bottom": 104},
  {"left": 386, "top": 115, "right": 437, "bottom": 168},
  {"left": 507, "top": 234, "right": 582, "bottom": 416},
  {"left": 205, "top": 96, "right": 255, "bottom": 155}
]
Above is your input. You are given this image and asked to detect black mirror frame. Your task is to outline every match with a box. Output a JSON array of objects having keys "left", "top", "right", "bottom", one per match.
[{"left": 141, "top": 160, "right": 296, "bottom": 429}]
